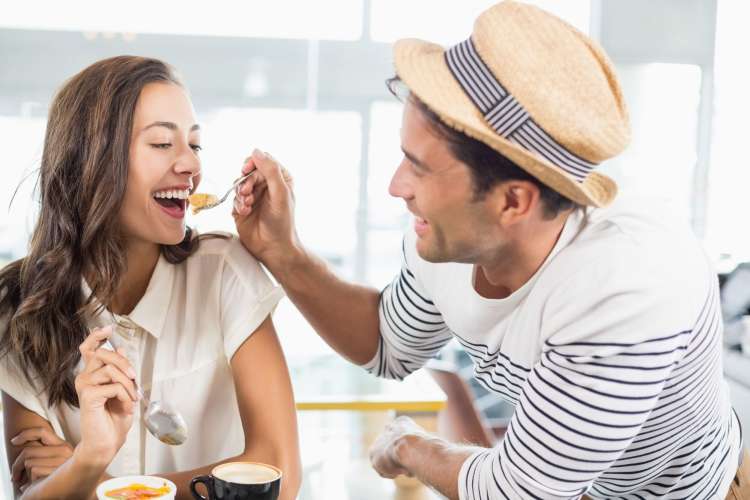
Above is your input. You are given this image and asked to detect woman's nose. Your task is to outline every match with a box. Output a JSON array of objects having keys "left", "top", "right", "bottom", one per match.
[{"left": 175, "top": 144, "right": 201, "bottom": 177}]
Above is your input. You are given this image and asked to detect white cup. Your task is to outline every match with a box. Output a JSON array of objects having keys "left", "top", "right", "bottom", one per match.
[{"left": 96, "top": 475, "right": 176, "bottom": 500}]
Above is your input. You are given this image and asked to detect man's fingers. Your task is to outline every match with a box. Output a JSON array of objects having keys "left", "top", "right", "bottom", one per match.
[
  {"left": 240, "top": 172, "right": 269, "bottom": 200},
  {"left": 369, "top": 451, "right": 410, "bottom": 479},
  {"left": 234, "top": 183, "right": 267, "bottom": 218},
  {"left": 250, "top": 149, "right": 288, "bottom": 202},
  {"left": 277, "top": 163, "right": 294, "bottom": 190},
  {"left": 11, "top": 427, "right": 65, "bottom": 447},
  {"left": 241, "top": 156, "right": 255, "bottom": 175}
]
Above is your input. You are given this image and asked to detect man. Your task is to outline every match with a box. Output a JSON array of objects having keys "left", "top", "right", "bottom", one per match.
[{"left": 232, "top": 1, "right": 746, "bottom": 498}]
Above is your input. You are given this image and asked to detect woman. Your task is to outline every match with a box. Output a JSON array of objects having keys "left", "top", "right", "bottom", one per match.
[{"left": 0, "top": 56, "right": 301, "bottom": 499}]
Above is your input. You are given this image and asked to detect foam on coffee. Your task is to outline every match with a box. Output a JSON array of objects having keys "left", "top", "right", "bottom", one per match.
[{"left": 214, "top": 463, "right": 281, "bottom": 484}]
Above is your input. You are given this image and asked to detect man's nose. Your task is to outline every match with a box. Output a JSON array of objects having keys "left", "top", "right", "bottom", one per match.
[{"left": 388, "top": 161, "right": 413, "bottom": 200}]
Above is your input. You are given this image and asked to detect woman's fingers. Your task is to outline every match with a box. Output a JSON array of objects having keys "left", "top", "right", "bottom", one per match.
[
  {"left": 79, "top": 383, "right": 136, "bottom": 413},
  {"left": 10, "top": 427, "right": 66, "bottom": 447},
  {"left": 79, "top": 325, "right": 114, "bottom": 372},
  {"left": 92, "top": 348, "right": 136, "bottom": 380},
  {"left": 89, "top": 365, "right": 138, "bottom": 402},
  {"left": 76, "top": 338, "right": 139, "bottom": 404},
  {"left": 77, "top": 365, "right": 138, "bottom": 403},
  {"left": 11, "top": 445, "right": 71, "bottom": 482},
  {"left": 79, "top": 325, "right": 113, "bottom": 356},
  {"left": 28, "top": 465, "right": 57, "bottom": 482}
]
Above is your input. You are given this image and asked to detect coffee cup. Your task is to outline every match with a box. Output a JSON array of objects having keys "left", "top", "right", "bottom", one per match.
[
  {"left": 96, "top": 475, "right": 176, "bottom": 499},
  {"left": 190, "top": 461, "right": 282, "bottom": 500}
]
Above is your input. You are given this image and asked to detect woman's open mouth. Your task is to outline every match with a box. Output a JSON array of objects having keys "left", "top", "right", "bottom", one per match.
[{"left": 153, "top": 189, "right": 189, "bottom": 219}]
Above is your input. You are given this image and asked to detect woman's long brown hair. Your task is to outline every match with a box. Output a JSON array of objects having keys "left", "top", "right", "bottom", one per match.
[{"left": 0, "top": 56, "right": 213, "bottom": 408}]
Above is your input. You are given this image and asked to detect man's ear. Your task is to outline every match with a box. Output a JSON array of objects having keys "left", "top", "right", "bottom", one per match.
[{"left": 493, "top": 180, "right": 540, "bottom": 225}]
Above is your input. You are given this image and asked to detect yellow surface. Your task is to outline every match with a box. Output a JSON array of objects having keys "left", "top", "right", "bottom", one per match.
[
  {"left": 296, "top": 398, "right": 445, "bottom": 412},
  {"left": 295, "top": 367, "right": 446, "bottom": 412}
]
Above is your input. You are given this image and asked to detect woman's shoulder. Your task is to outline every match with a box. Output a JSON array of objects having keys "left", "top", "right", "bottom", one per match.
[
  {"left": 189, "top": 231, "right": 239, "bottom": 258},
  {"left": 184, "top": 232, "right": 267, "bottom": 278}
]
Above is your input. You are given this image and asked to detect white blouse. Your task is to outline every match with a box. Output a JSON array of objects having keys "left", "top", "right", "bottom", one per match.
[{"left": 0, "top": 234, "right": 284, "bottom": 476}]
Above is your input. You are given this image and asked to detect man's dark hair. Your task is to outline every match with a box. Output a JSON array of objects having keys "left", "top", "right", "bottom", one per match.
[{"left": 387, "top": 76, "right": 580, "bottom": 220}]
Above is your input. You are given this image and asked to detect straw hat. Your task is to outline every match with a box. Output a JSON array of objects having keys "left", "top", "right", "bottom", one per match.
[{"left": 393, "top": 0, "right": 630, "bottom": 207}]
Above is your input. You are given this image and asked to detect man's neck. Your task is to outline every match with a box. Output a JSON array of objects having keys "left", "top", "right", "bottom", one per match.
[
  {"left": 109, "top": 240, "right": 160, "bottom": 316},
  {"left": 478, "top": 211, "right": 571, "bottom": 297}
]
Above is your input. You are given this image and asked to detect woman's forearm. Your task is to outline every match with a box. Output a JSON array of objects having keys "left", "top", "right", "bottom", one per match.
[{"left": 20, "top": 445, "right": 109, "bottom": 500}]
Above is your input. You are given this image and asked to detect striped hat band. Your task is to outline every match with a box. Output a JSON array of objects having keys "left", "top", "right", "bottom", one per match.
[{"left": 444, "top": 38, "right": 597, "bottom": 183}]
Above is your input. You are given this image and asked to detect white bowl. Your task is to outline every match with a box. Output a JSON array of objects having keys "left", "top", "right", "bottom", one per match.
[{"left": 96, "top": 475, "right": 176, "bottom": 500}]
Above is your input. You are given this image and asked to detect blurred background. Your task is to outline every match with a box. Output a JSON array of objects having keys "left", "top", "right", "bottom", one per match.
[{"left": 2, "top": 1, "right": 750, "bottom": 499}]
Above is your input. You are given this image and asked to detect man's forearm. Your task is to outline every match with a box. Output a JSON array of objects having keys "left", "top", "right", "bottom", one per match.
[
  {"left": 395, "top": 433, "right": 482, "bottom": 500},
  {"left": 264, "top": 244, "right": 382, "bottom": 365}
]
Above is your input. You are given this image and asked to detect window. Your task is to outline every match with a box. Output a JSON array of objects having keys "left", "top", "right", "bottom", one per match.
[
  {"left": 1, "top": 0, "right": 364, "bottom": 40},
  {"left": 370, "top": 0, "right": 591, "bottom": 44},
  {"left": 0, "top": 116, "right": 45, "bottom": 261},
  {"left": 705, "top": 0, "right": 750, "bottom": 266},
  {"left": 366, "top": 101, "right": 408, "bottom": 287},
  {"left": 598, "top": 63, "right": 702, "bottom": 224},
  {"left": 194, "top": 108, "right": 362, "bottom": 271}
]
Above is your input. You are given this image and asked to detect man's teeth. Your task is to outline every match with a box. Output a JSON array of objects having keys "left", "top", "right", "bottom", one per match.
[{"left": 153, "top": 189, "right": 189, "bottom": 200}]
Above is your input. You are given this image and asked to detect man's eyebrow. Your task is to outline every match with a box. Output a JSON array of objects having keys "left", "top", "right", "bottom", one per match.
[
  {"left": 142, "top": 121, "right": 201, "bottom": 132},
  {"left": 401, "top": 148, "right": 431, "bottom": 170}
]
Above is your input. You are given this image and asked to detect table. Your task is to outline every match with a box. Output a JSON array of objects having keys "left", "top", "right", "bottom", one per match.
[{"left": 292, "top": 359, "right": 447, "bottom": 500}]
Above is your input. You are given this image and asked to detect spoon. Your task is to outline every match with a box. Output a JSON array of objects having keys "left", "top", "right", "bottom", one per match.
[
  {"left": 188, "top": 168, "right": 256, "bottom": 214},
  {"left": 104, "top": 336, "right": 188, "bottom": 446}
]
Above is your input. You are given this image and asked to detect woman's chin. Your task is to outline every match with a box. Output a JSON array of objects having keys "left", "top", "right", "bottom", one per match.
[{"left": 157, "top": 228, "right": 188, "bottom": 247}]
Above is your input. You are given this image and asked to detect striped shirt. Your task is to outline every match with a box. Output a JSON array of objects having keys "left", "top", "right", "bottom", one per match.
[{"left": 363, "top": 195, "right": 742, "bottom": 499}]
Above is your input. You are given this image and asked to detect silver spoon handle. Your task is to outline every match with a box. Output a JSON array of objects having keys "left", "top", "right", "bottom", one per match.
[
  {"left": 232, "top": 168, "right": 257, "bottom": 189},
  {"left": 102, "top": 337, "right": 147, "bottom": 406},
  {"left": 218, "top": 168, "right": 257, "bottom": 204}
]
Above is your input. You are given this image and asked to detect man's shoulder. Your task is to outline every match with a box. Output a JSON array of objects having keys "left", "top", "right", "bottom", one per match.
[
  {"left": 538, "top": 195, "right": 714, "bottom": 321},
  {"left": 560, "top": 194, "right": 707, "bottom": 273}
]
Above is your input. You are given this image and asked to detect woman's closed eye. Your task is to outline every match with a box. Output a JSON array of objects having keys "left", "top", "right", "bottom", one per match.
[{"left": 150, "top": 143, "right": 202, "bottom": 153}]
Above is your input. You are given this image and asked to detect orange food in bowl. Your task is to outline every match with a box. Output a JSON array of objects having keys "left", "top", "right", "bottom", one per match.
[{"left": 105, "top": 483, "right": 171, "bottom": 499}]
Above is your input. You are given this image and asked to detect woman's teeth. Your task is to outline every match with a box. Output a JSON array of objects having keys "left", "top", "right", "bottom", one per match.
[{"left": 153, "top": 189, "right": 190, "bottom": 199}]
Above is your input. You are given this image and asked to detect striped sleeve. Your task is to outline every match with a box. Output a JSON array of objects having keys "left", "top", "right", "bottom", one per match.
[
  {"left": 458, "top": 264, "right": 708, "bottom": 499},
  {"left": 362, "top": 238, "right": 453, "bottom": 380}
]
